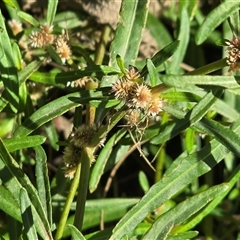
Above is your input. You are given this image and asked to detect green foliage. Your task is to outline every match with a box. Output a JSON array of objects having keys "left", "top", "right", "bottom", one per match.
[{"left": 1, "top": 0, "right": 240, "bottom": 239}]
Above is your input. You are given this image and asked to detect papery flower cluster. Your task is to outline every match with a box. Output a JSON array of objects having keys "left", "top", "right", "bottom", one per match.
[
  {"left": 62, "top": 125, "right": 104, "bottom": 179},
  {"left": 225, "top": 37, "right": 240, "bottom": 72},
  {"left": 29, "top": 24, "right": 71, "bottom": 64},
  {"left": 112, "top": 66, "right": 165, "bottom": 128},
  {"left": 8, "top": 19, "right": 23, "bottom": 35}
]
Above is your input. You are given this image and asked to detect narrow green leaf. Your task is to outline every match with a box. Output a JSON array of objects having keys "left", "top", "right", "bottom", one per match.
[
  {"left": 185, "top": 128, "right": 195, "bottom": 154},
  {"left": 0, "top": 97, "right": 8, "bottom": 112},
  {"left": 228, "top": 6, "right": 240, "bottom": 36},
  {"left": 162, "top": 91, "right": 201, "bottom": 103},
  {"left": 0, "top": 138, "right": 52, "bottom": 239},
  {"left": 213, "top": 97, "right": 239, "bottom": 121},
  {"left": 141, "top": 40, "right": 180, "bottom": 77},
  {"left": 17, "top": 11, "right": 39, "bottom": 27},
  {"left": 200, "top": 118, "right": 240, "bottom": 157},
  {"left": 167, "top": 231, "right": 198, "bottom": 240},
  {"left": 105, "top": 144, "right": 131, "bottom": 173},
  {"left": 89, "top": 99, "right": 119, "bottom": 109},
  {"left": 3, "top": 135, "right": 46, "bottom": 152},
  {"left": 142, "top": 184, "right": 228, "bottom": 239},
  {"left": 84, "top": 198, "right": 139, "bottom": 230},
  {"left": 84, "top": 228, "right": 113, "bottom": 240},
  {"left": 18, "top": 59, "right": 44, "bottom": 84},
  {"left": 12, "top": 42, "right": 22, "bottom": 70},
  {"left": 47, "top": 45, "right": 64, "bottom": 65},
  {"left": 18, "top": 80, "right": 28, "bottom": 113},
  {"left": 110, "top": 0, "right": 149, "bottom": 67},
  {"left": 168, "top": 7, "right": 190, "bottom": 74},
  {"left": 13, "top": 90, "right": 108, "bottom": 137},
  {"left": 116, "top": 55, "right": 126, "bottom": 74},
  {"left": 90, "top": 110, "right": 127, "bottom": 147},
  {"left": 20, "top": 188, "right": 38, "bottom": 240},
  {"left": 176, "top": 164, "right": 240, "bottom": 233},
  {"left": 161, "top": 75, "right": 240, "bottom": 90},
  {"left": 109, "top": 117, "right": 240, "bottom": 239},
  {"left": 44, "top": 121, "right": 59, "bottom": 151},
  {"left": 146, "top": 13, "right": 172, "bottom": 49},
  {"left": 47, "top": 0, "right": 58, "bottom": 26},
  {"left": 147, "top": 59, "right": 159, "bottom": 87},
  {"left": 151, "top": 90, "right": 223, "bottom": 144},
  {"left": 138, "top": 171, "right": 150, "bottom": 193},
  {"left": 29, "top": 66, "right": 120, "bottom": 86},
  {"left": 47, "top": 45, "right": 63, "bottom": 65},
  {"left": 68, "top": 224, "right": 86, "bottom": 240},
  {"left": 5, "top": 0, "right": 21, "bottom": 20},
  {"left": 3, "top": 0, "right": 18, "bottom": 8},
  {"left": 195, "top": 1, "right": 240, "bottom": 45},
  {"left": 0, "top": 10, "right": 19, "bottom": 113},
  {"left": 89, "top": 129, "right": 127, "bottom": 193},
  {"left": 0, "top": 186, "right": 21, "bottom": 222},
  {"left": 35, "top": 146, "right": 52, "bottom": 228}
]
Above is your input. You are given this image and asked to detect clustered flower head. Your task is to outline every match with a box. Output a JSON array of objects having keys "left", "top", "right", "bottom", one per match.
[
  {"left": 29, "top": 23, "right": 71, "bottom": 64},
  {"left": 8, "top": 19, "right": 23, "bottom": 35},
  {"left": 62, "top": 125, "right": 104, "bottom": 179},
  {"left": 112, "top": 66, "right": 165, "bottom": 128},
  {"left": 225, "top": 36, "right": 240, "bottom": 72}
]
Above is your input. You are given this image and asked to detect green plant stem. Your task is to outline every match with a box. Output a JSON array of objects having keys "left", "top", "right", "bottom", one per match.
[
  {"left": 94, "top": 24, "right": 111, "bottom": 65},
  {"left": 73, "top": 147, "right": 92, "bottom": 231},
  {"left": 55, "top": 162, "right": 81, "bottom": 240},
  {"left": 85, "top": 80, "right": 98, "bottom": 125},
  {"left": 155, "top": 144, "right": 165, "bottom": 183},
  {"left": 85, "top": 25, "right": 111, "bottom": 125},
  {"left": 72, "top": 24, "right": 111, "bottom": 234},
  {"left": 185, "top": 58, "right": 227, "bottom": 75}
]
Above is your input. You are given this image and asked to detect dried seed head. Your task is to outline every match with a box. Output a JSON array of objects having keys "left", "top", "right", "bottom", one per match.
[
  {"left": 8, "top": 19, "right": 23, "bottom": 35},
  {"left": 127, "top": 84, "right": 152, "bottom": 110},
  {"left": 148, "top": 97, "right": 164, "bottom": 116},
  {"left": 62, "top": 145, "right": 81, "bottom": 179},
  {"left": 29, "top": 23, "right": 54, "bottom": 48},
  {"left": 67, "top": 76, "right": 94, "bottom": 88},
  {"left": 70, "top": 125, "right": 97, "bottom": 148},
  {"left": 226, "top": 37, "right": 240, "bottom": 72},
  {"left": 54, "top": 35, "right": 72, "bottom": 64},
  {"left": 111, "top": 78, "right": 135, "bottom": 100},
  {"left": 125, "top": 65, "right": 141, "bottom": 81},
  {"left": 125, "top": 109, "right": 141, "bottom": 127}
]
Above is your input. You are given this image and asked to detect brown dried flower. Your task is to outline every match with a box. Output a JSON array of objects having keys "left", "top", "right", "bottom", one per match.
[
  {"left": 62, "top": 144, "right": 81, "bottom": 179},
  {"left": 70, "top": 125, "right": 97, "bottom": 148},
  {"left": 111, "top": 78, "right": 135, "bottom": 101},
  {"left": 148, "top": 97, "right": 164, "bottom": 116},
  {"left": 125, "top": 65, "right": 141, "bottom": 81},
  {"left": 226, "top": 37, "right": 240, "bottom": 72},
  {"left": 8, "top": 19, "right": 23, "bottom": 35},
  {"left": 54, "top": 35, "right": 72, "bottom": 64},
  {"left": 127, "top": 84, "right": 152, "bottom": 110},
  {"left": 125, "top": 109, "right": 141, "bottom": 128},
  {"left": 29, "top": 24, "right": 54, "bottom": 48}
]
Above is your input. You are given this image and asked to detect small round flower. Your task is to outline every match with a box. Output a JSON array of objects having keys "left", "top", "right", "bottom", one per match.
[
  {"left": 40, "top": 24, "right": 53, "bottom": 34},
  {"left": 111, "top": 78, "right": 135, "bottom": 100},
  {"left": 54, "top": 35, "right": 72, "bottom": 64},
  {"left": 148, "top": 97, "right": 164, "bottom": 116},
  {"left": 225, "top": 37, "right": 240, "bottom": 72},
  {"left": 29, "top": 31, "right": 43, "bottom": 48},
  {"left": 8, "top": 19, "right": 23, "bottom": 35},
  {"left": 29, "top": 23, "right": 54, "bottom": 48},
  {"left": 125, "top": 109, "right": 141, "bottom": 127},
  {"left": 127, "top": 83, "right": 152, "bottom": 110},
  {"left": 125, "top": 65, "right": 141, "bottom": 81},
  {"left": 70, "top": 125, "right": 97, "bottom": 148}
]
